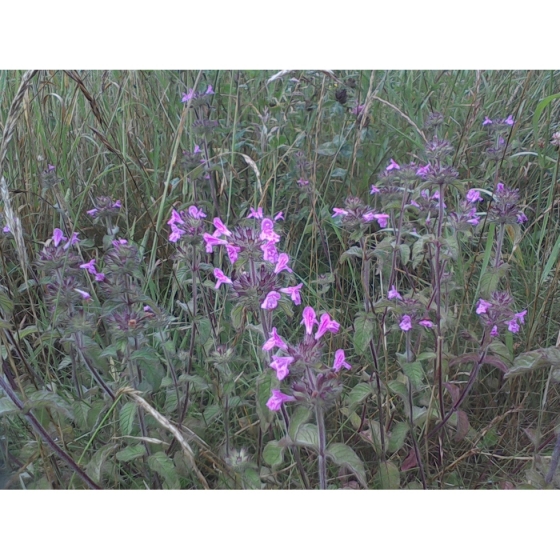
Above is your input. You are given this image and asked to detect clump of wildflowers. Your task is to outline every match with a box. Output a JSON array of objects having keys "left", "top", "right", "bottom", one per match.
[{"left": 475, "top": 292, "right": 526, "bottom": 337}]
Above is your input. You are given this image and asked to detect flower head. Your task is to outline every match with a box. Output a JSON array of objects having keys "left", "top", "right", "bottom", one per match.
[
  {"left": 301, "top": 306, "right": 319, "bottom": 336},
  {"left": 266, "top": 389, "right": 296, "bottom": 411},
  {"left": 333, "top": 349, "right": 351, "bottom": 372},
  {"left": 52, "top": 228, "right": 67, "bottom": 248},
  {"left": 315, "top": 313, "right": 340, "bottom": 340},
  {"left": 213, "top": 217, "right": 232, "bottom": 237},
  {"left": 388, "top": 285, "right": 402, "bottom": 300},
  {"left": 247, "top": 207, "right": 263, "bottom": 219},
  {"left": 279, "top": 283, "right": 303, "bottom": 305},
  {"left": 213, "top": 268, "right": 233, "bottom": 290},
  {"left": 263, "top": 327, "right": 288, "bottom": 352},
  {"left": 476, "top": 299, "right": 492, "bottom": 315},
  {"left": 466, "top": 189, "right": 483, "bottom": 204},
  {"left": 270, "top": 356, "right": 295, "bottom": 380},
  {"left": 261, "top": 291, "right": 281, "bottom": 310},
  {"left": 274, "top": 253, "right": 293, "bottom": 275},
  {"left": 483, "top": 117, "right": 493, "bottom": 126},
  {"left": 399, "top": 315, "right": 413, "bottom": 332},
  {"left": 386, "top": 159, "right": 400, "bottom": 171}
]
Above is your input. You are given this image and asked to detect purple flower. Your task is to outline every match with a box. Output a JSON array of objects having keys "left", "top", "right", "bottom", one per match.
[
  {"left": 270, "top": 356, "right": 295, "bottom": 381},
  {"left": 507, "top": 319, "right": 520, "bottom": 333},
  {"left": 490, "top": 325, "right": 499, "bottom": 337},
  {"left": 280, "top": 283, "right": 303, "bottom": 305},
  {"left": 86, "top": 208, "right": 98, "bottom": 216},
  {"left": 399, "top": 315, "right": 412, "bottom": 332},
  {"left": 333, "top": 349, "right": 351, "bottom": 372},
  {"left": 167, "top": 209, "right": 184, "bottom": 226},
  {"left": 112, "top": 239, "right": 128, "bottom": 247},
  {"left": 419, "top": 319, "right": 434, "bottom": 329},
  {"left": 226, "top": 244, "right": 241, "bottom": 264},
  {"left": 416, "top": 163, "right": 431, "bottom": 177},
  {"left": 386, "top": 159, "right": 400, "bottom": 171},
  {"left": 205, "top": 85, "right": 214, "bottom": 95},
  {"left": 113, "top": 200, "right": 122, "bottom": 209},
  {"left": 374, "top": 213, "right": 390, "bottom": 228},
  {"left": 75, "top": 289, "right": 91, "bottom": 300},
  {"left": 504, "top": 115, "right": 515, "bottom": 126},
  {"left": 409, "top": 199, "right": 420, "bottom": 208},
  {"left": 188, "top": 205, "right": 207, "bottom": 219},
  {"left": 63, "top": 232, "right": 79, "bottom": 249},
  {"left": 274, "top": 212, "right": 284, "bottom": 221},
  {"left": 193, "top": 145, "right": 202, "bottom": 154},
  {"left": 181, "top": 89, "right": 195, "bottom": 103},
  {"left": 388, "top": 286, "right": 402, "bottom": 300},
  {"left": 370, "top": 185, "right": 380, "bottom": 194},
  {"left": 483, "top": 117, "right": 493, "bottom": 126},
  {"left": 315, "top": 313, "right": 340, "bottom": 340},
  {"left": 47, "top": 164, "right": 56, "bottom": 172},
  {"left": 213, "top": 268, "right": 233, "bottom": 289},
  {"left": 213, "top": 217, "right": 232, "bottom": 237},
  {"left": 297, "top": 178, "right": 310, "bottom": 188},
  {"left": 301, "top": 306, "right": 319, "bottom": 336},
  {"left": 466, "top": 189, "right": 483, "bottom": 204},
  {"left": 516, "top": 212, "right": 528, "bottom": 224},
  {"left": 263, "top": 327, "right": 288, "bottom": 352},
  {"left": 266, "top": 389, "right": 296, "bottom": 412},
  {"left": 332, "top": 208, "right": 349, "bottom": 218},
  {"left": 351, "top": 103, "right": 365, "bottom": 116},
  {"left": 476, "top": 299, "right": 492, "bottom": 315},
  {"left": 169, "top": 226, "right": 183, "bottom": 243},
  {"left": 495, "top": 182, "right": 505, "bottom": 194},
  {"left": 274, "top": 253, "right": 293, "bottom": 275},
  {"left": 94, "top": 273, "right": 106, "bottom": 282},
  {"left": 247, "top": 207, "right": 263, "bottom": 219},
  {"left": 362, "top": 212, "right": 375, "bottom": 222},
  {"left": 259, "top": 218, "right": 281, "bottom": 243},
  {"left": 52, "top": 228, "right": 67, "bottom": 247},
  {"left": 203, "top": 233, "right": 228, "bottom": 253},
  {"left": 80, "top": 259, "right": 97, "bottom": 275},
  {"left": 515, "top": 310, "right": 527, "bottom": 324},
  {"left": 261, "top": 291, "right": 282, "bottom": 310},
  {"left": 3, "top": 226, "right": 11, "bottom": 233},
  {"left": 261, "top": 240, "right": 279, "bottom": 263}
]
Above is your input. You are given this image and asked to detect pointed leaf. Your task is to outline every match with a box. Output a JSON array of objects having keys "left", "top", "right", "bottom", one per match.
[
  {"left": 263, "top": 440, "right": 285, "bottom": 467},
  {"left": 345, "top": 383, "right": 372, "bottom": 408},
  {"left": 388, "top": 422, "right": 409, "bottom": 453},
  {"left": 0, "top": 397, "right": 18, "bottom": 416},
  {"left": 119, "top": 402, "right": 137, "bottom": 436},
  {"left": 375, "top": 460, "right": 400, "bottom": 489},
  {"left": 353, "top": 313, "right": 374, "bottom": 356},
  {"left": 288, "top": 406, "right": 312, "bottom": 441},
  {"left": 293, "top": 423, "right": 319, "bottom": 450},
  {"left": 148, "top": 451, "right": 180, "bottom": 489},
  {"left": 116, "top": 444, "right": 146, "bottom": 462},
  {"left": 327, "top": 443, "right": 367, "bottom": 487}
]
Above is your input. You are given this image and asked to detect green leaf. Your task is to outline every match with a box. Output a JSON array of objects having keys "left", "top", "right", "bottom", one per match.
[
  {"left": 263, "top": 440, "right": 285, "bottom": 467},
  {"left": 293, "top": 423, "right": 319, "bottom": 450},
  {"left": 202, "top": 403, "right": 221, "bottom": 426},
  {"left": 532, "top": 93, "right": 560, "bottom": 141},
  {"left": 388, "top": 422, "right": 409, "bottom": 453},
  {"left": 353, "top": 312, "right": 374, "bottom": 356},
  {"left": 479, "top": 264, "right": 509, "bottom": 297},
  {"left": 401, "top": 361, "right": 424, "bottom": 389},
  {"left": 116, "top": 444, "right": 146, "bottom": 462},
  {"left": 0, "top": 397, "right": 18, "bottom": 416},
  {"left": 288, "top": 406, "right": 312, "bottom": 441},
  {"left": 148, "top": 451, "right": 180, "bottom": 489},
  {"left": 197, "top": 317, "right": 212, "bottom": 346},
  {"left": 0, "top": 291, "right": 14, "bottom": 316},
  {"left": 339, "top": 245, "right": 363, "bottom": 263},
  {"left": 242, "top": 468, "right": 261, "bottom": 489},
  {"left": 86, "top": 444, "right": 117, "bottom": 484},
  {"left": 505, "top": 347, "right": 560, "bottom": 379},
  {"left": 72, "top": 401, "right": 91, "bottom": 430},
  {"left": 316, "top": 141, "right": 338, "bottom": 156},
  {"left": 327, "top": 443, "right": 367, "bottom": 487},
  {"left": 399, "top": 244, "right": 411, "bottom": 266},
  {"left": 23, "top": 390, "right": 74, "bottom": 420},
  {"left": 119, "top": 402, "right": 137, "bottom": 436},
  {"left": 375, "top": 460, "right": 400, "bottom": 489},
  {"left": 230, "top": 303, "right": 245, "bottom": 331},
  {"left": 345, "top": 383, "right": 372, "bottom": 408}
]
